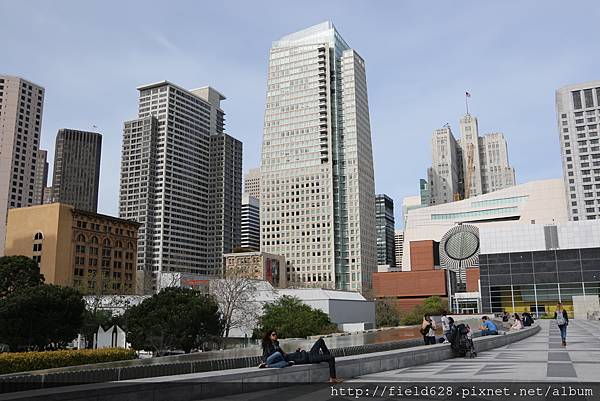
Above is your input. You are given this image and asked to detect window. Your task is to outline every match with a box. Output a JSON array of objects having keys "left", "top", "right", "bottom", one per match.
[
  {"left": 33, "top": 232, "right": 43, "bottom": 240},
  {"left": 573, "top": 91, "right": 582, "bottom": 109}
]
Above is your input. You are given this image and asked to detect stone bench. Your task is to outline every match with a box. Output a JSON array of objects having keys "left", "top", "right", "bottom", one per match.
[{"left": 0, "top": 325, "right": 540, "bottom": 401}]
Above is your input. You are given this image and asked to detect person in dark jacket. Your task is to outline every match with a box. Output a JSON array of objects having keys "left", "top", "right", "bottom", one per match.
[
  {"left": 522, "top": 312, "right": 534, "bottom": 327},
  {"left": 258, "top": 329, "right": 291, "bottom": 368},
  {"left": 553, "top": 303, "right": 569, "bottom": 346},
  {"left": 285, "top": 337, "right": 342, "bottom": 383}
]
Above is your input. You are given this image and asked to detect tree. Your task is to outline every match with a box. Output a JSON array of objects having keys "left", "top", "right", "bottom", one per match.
[
  {"left": 375, "top": 299, "right": 400, "bottom": 328},
  {"left": 0, "top": 256, "right": 44, "bottom": 298},
  {"left": 210, "top": 265, "right": 262, "bottom": 339},
  {"left": 122, "top": 287, "right": 222, "bottom": 353},
  {"left": 400, "top": 296, "right": 446, "bottom": 325},
  {"left": 254, "top": 296, "right": 337, "bottom": 339},
  {"left": 0, "top": 284, "right": 85, "bottom": 351}
]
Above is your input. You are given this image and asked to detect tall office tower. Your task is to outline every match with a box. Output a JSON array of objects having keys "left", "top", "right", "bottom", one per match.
[
  {"left": 459, "top": 114, "right": 483, "bottom": 198},
  {"left": 51, "top": 129, "right": 102, "bottom": 212},
  {"left": 556, "top": 81, "right": 600, "bottom": 221},
  {"left": 244, "top": 167, "right": 261, "bottom": 199},
  {"left": 479, "top": 132, "right": 515, "bottom": 193},
  {"left": 32, "top": 149, "right": 49, "bottom": 204},
  {"left": 428, "top": 126, "right": 460, "bottom": 205},
  {"left": 0, "top": 75, "right": 45, "bottom": 254},
  {"left": 375, "top": 194, "right": 396, "bottom": 267},
  {"left": 394, "top": 230, "right": 404, "bottom": 270},
  {"left": 43, "top": 186, "right": 52, "bottom": 204},
  {"left": 426, "top": 115, "right": 516, "bottom": 205},
  {"left": 209, "top": 133, "right": 242, "bottom": 269},
  {"left": 260, "top": 22, "right": 377, "bottom": 292},
  {"left": 119, "top": 82, "right": 242, "bottom": 278},
  {"left": 241, "top": 193, "right": 260, "bottom": 250},
  {"left": 419, "top": 178, "right": 430, "bottom": 206}
]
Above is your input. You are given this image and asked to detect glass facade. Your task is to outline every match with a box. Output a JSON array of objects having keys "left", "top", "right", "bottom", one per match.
[
  {"left": 431, "top": 206, "right": 519, "bottom": 221},
  {"left": 480, "top": 247, "right": 600, "bottom": 316}
]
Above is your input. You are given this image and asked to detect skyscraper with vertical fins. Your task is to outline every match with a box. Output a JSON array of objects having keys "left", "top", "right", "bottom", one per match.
[{"left": 260, "top": 22, "right": 377, "bottom": 292}]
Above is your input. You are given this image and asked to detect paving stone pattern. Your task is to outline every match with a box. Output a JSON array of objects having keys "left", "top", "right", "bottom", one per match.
[{"left": 352, "top": 320, "right": 600, "bottom": 382}]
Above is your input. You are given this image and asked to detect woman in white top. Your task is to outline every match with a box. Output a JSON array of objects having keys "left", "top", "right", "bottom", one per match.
[
  {"left": 510, "top": 313, "right": 524, "bottom": 330},
  {"left": 421, "top": 315, "right": 437, "bottom": 345}
]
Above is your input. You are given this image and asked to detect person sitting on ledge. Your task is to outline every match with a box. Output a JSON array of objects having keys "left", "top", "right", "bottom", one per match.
[
  {"left": 510, "top": 313, "right": 524, "bottom": 331},
  {"left": 258, "top": 329, "right": 293, "bottom": 368},
  {"left": 285, "top": 337, "right": 343, "bottom": 383},
  {"left": 479, "top": 315, "right": 498, "bottom": 336}
]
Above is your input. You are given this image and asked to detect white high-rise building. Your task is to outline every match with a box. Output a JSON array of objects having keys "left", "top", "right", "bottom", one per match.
[
  {"left": 244, "top": 167, "right": 261, "bottom": 199},
  {"left": 260, "top": 21, "right": 377, "bottom": 292},
  {"left": 556, "top": 81, "right": 600, "bottom": 221},
  {"left": 394, "top": 230, "right": 404, "bottom": 270},
  {"left": 119, "top": 81, "right": 241, "bottom": 282},
  {"left": 0, "top": 76, "right": 45, "bottom": 254},
  {"left": 427, "top": 114, "right": 515, "bottom": 205},
  {"left": 241, "top": 193, "right": 260, "bottom": 250},
  {"left": 428, "top": 126, "right": 460, "bottom": 205}
]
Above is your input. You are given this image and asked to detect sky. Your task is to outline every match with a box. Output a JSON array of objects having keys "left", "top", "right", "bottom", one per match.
[{"left": 2, "top": 1, "right": 599, "bottom": 227}]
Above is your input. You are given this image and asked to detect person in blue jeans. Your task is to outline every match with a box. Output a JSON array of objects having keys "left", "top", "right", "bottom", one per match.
[
  {"left": 554, "top": 303, "right": 569, "bottom": 346},
  {"left": 479, "top": 316, "right": 498, "bottom": 336},
  {"left": 258, "top": 329, "right": 292, "bottom": 368}
]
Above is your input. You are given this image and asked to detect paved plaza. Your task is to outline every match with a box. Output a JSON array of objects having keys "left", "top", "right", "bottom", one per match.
[
  {"left": 353, "top": 319, "right": 600, "bottom": 382},
  {"left": 202, "top": 320, "right": 600, "bottom": 401}
]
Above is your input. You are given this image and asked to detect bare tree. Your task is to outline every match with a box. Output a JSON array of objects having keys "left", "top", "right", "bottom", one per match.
[{"left": 210, "top": 265, "right": 261, "bottom": 339}]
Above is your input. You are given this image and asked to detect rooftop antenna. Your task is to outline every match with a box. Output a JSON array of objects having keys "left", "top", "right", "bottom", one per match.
[{"left": 465, "top": 91, "right": 471, "bottom": 115}]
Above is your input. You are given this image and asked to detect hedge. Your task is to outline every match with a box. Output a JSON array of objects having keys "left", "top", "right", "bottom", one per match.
[{"left": 0, "top": 348, "right": 136, "bottom": 374}]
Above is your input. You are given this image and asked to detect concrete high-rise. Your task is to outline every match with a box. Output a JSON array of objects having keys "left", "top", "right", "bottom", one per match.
[
  {"left": 244, "top": 167, "right": 261, "bottom": 199},
  {"left": 260, "top": 22, "right": 377, "bottom": 292},
  {"left": 119, "top": 81, "right": 242, "bottom": 280},
  {"left": 394, "top": 230, "right": 404, "bottom": 270},
  {"left": 427, "top": 114, "right": 516, "bottom": 205},
  {"left": 241, "top": 193, "right": 260, "bottom": 250},
  {"left": 375, "top": 194, "right": 395, "bottom": 267},
  {"left": 209, "top": 132, "right": 243, "bottom": 269},
  {"left": 556, "top": 81, "right": 600, "bottom": 221},
  {"left": 51, "top": 129, "right": 102, "bottom": 212},
  {"left": 0, "top": 75, "right": 45, "bottom": 254},
  {"left": 428, "top": 126, "right": 460, "bottom": 205},
  {"left": 33, "top": 149, "right": 49, "bottom": 205}
]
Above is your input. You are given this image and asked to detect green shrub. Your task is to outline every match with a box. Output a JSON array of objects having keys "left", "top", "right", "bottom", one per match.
[
  {"left": 400, "top": 296, "right": 446, "bottom": 326},
  {"left": 0, "top": 348, "right": 136, "bottom": 374}
]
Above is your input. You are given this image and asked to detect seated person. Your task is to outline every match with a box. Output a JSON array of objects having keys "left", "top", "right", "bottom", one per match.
[
  {"left": 443, "top": 316, "right": 456, "bottom": 343},
  {"left": 258, "top": 329, "right": 292, "bottom": 368},
  {"left": 285, "top": 337, "right": 343, "bottom": 383},
  {"left": 522, "top": 312, "right": 534, "bottom": 327},
  {"left": 510, "top": 313, "right": 524, "bottom": 331},
  {"left": 479, "top": 316, "right": 498, "bottom": 336}
]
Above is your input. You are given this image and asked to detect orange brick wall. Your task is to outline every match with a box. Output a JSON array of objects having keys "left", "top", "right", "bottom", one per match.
[
  {"left": 466, "top": 268, "right": 480, "bottom": 292},
  {"left": 410, "top": 240, "right": 435, "bottom": 271},
  {"left": 373, "top": 270, "right": 447, "bottom": 298}
]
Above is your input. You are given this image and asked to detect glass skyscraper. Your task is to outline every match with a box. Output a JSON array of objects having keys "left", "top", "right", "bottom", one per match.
[{"left": 260, "top": 22, "right": 377, "bottom": 292}]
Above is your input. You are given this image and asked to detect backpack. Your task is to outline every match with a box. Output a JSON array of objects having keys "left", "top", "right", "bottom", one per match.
[{"left": 420, "top": 324, "right": 432, "bottom": 336}]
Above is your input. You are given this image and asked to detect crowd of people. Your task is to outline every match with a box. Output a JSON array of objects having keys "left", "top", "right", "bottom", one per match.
[{"left": 258, "top": 303, "right": 570, "bottom": 381}]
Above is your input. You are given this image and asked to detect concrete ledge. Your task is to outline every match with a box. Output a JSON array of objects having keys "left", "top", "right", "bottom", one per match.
[{"left": 0, "top": 325, "right": 540, "bottom": 401}]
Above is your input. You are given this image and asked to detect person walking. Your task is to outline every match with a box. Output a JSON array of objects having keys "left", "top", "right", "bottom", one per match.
[
  {"left": 554, "top": 303, "right": 569, "bottom": 346},
  {"left": 421, "top": 315, "right": 437, "bottom": 345}
]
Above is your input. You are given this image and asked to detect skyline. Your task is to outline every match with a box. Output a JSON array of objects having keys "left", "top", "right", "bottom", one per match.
[{"left": 2, "top": 1, "right": 599, "bottom": 226}]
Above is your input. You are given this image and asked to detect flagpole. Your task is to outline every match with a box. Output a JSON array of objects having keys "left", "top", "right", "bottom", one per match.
[{"left": 465, "top": 93, "right": 469, "bottom": 115}]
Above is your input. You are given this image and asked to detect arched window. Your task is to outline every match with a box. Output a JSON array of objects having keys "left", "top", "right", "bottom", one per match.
[
  {"left": 127, "top": 242, "right": 134, "bottom": 250},
  {"left": 33, "top": 232, "right": 43, "bottom": 241},
  {"left": 116, "top": 240, "right": 123, "bottom": 248},
  {"left": 103, "top": 239, "right": 111, "bottom": 247},
  {"left": 91, "top": 236, "right": 98, "bottom": 244},
  {"left": 77, "top": 234, "right": 86, "bottom": 242}
]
